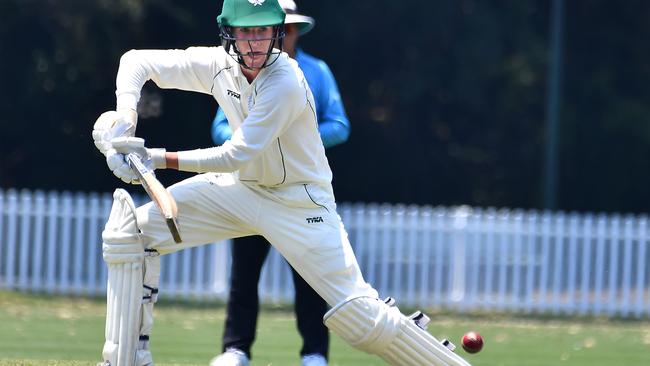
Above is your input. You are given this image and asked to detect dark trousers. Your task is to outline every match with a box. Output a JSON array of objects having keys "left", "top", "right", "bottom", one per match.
[{"left": 221, "top": 235, "right": 330, "bottom": 360}]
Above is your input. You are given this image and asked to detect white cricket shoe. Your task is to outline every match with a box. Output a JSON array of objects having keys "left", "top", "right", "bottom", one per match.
[
  {"left": 209, "top": 348, "right": 250, "bottom": 366},
  {"left": 301, "top": 353, "right": 328, "bottom": 366}
]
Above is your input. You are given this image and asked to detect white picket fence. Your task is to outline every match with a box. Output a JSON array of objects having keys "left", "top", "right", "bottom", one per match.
[{"left": 1, "top": 188, "right": 649, "bottom": 318}]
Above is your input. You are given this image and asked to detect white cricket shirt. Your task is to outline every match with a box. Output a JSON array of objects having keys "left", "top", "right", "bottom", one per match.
[{"left": 115, "top": 46, "right": 333, "bottom": 187}]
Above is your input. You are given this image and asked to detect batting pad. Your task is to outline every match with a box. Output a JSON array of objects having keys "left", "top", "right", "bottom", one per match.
[
  {"left": 324, "top": 296, "right": 472, "bottom": 366},
  {"left": 101, "top": 189, "right": 158, "bottom": 366}
]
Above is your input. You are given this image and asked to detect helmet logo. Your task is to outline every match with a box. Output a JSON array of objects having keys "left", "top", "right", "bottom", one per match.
[{"left": 248, "top": 0, "right": 265, "bottom": 6}]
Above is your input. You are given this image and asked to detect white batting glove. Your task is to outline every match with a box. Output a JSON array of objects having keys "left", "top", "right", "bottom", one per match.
[
  {"left": 104, "top": 137, "right": 166, "bottom": 184},
  {"left": 106, "top": 149, "right": 138, "bottom": 184},
  {"left": 111, "top": 137, "right": 167, "bottom": 170},
  {"left": 92, "top": 109, "right": 137, "bottom": 156}
]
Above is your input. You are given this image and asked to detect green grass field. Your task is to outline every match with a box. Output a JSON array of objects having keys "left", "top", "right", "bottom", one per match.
[{"left": 1, "top": 291, "right": 649, "bottom": 366}]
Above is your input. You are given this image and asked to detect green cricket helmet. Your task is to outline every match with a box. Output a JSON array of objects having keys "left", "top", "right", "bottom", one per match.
[{"left": 217, "top": 0, "right": 286, "bottom": 70}]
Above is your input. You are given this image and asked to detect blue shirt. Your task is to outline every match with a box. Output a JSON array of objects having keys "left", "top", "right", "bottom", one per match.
[{"left": 211, "top": 49, "right": 350, "bottom": 148}]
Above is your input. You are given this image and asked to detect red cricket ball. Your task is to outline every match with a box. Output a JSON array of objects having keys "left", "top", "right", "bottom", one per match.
[{"left": 461, "top": 331, "right": 484, "bottom": 354}]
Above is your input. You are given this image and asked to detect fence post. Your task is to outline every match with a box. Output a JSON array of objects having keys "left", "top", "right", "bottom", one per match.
[
  {"left": 483, "top": 208, "right": 496, "bottom": 311},
  {"left": 379, "top": 204, "right": 392, "bottom": 298},
  {"left": 5, "top": 190, "right": 18, "bottom": 290},
  {"left": 551, "top": 212, "right": 565, "bottom": 314},
  {"left": 72, "top": 192, "right": 86, "bottom": 295},
  {"left": 566, "top": 213, "right": 579, "bottom": 314},
  {"left": 593, "top": 214, "right": 607, "bottom": 316},
  {"left": 87, "top": 193, "right": 101, "bottom": 295},
  {"left": 608, "top": 215, "right": 621, "bottom": 317},
  {"left": 405, "top": 205, "right": 419, "bottom": 307},
  {"left": 496, "top": 209, "right": 511, "bottom": 311},
  {"left": 451, "top": 206, "right": 470, "bottom": 306},
  {"left": 524, "top": 211, "right": 538, "bottom": 314},
  {"left": 635, "top": 216, "right": 648, "bottom": 318},
  {"left": 621, "top": 215, "right": 634, "bottom": 317},
  {"left": 512, "top": 210, "right": 524, "bottom": 311},
  {"left": 45, "top": 192, "right": 59, "bottom": 294},
  {"left": 393, "top": 205, "right": 406, "bottom": 300},
  {"left": 419, "top": 206, "right": 433, "bottom": 308},
  {"left": 579, "top": 214, "right": 594, "bottom": 315},
  {"left": 18, "top": 190, "right": 32, "bottom": 291},
  {"left": 466, "top": 208, "right": 482, "bottom": 312},
  {"left": 32, "top": 191, "right": 46, "bottom": 291}
]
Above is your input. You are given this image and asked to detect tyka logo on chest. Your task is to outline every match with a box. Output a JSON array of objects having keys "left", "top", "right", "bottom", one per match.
[
  {"left": 306, "top": 216, "right": 324, "bottom": 224},
  {"left": 227, "top": 89, "right": 241, "bottom": 100}
]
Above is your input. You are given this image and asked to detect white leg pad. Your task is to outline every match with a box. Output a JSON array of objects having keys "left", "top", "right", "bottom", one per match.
[
  {"left": 100, "top": 189, "right": 159, "bottom": 366},
  {"left": 324, "top": 296, "right": 472, "bottom": 366}
]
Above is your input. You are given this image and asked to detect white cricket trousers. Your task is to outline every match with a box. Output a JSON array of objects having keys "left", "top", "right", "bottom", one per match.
[{"left": 136, "top": 172, "right": 378, "bottom": 306}]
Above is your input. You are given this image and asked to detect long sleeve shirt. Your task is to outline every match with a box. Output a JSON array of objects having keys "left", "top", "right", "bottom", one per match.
[
  {"left": 115, "top": 47, "right": 333, "bottom": 187},
  {"left": 211, "top": 49, "right": 350, "bottom": 149}
]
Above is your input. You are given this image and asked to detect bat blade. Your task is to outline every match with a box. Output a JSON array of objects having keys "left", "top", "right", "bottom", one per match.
[{"left": 126, "top": 153, "right": 182, "bottom": 243}]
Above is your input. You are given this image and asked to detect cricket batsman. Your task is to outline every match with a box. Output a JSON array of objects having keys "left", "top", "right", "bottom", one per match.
[{"left": 91, "top": 1, "right": 473, "bottom": 365}]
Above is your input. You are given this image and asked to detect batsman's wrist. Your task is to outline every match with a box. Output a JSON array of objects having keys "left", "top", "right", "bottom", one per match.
[
  {"left": 116, "top": 94, "right": 139, "bottom": 115},
  {"left": 165, "top": 152, "right": 179, "bottom": 170},
  {"left": 118, "top": 108, "right": 138, "bottom": 124}
]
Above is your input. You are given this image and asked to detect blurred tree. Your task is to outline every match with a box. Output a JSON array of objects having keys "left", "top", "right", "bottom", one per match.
[
  {"left": 1, "top": 0, "right": 650, "bottom": 213},
  {"left": 301, "top": 0, "right": 548, "bottom": 208},
  {"left": 559, "top": 0, "right": 650, "bottom": 213}
]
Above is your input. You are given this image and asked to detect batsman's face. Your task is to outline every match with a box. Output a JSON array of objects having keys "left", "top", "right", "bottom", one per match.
[{"left": 232, "top": 26, "right": 275, "bottom": 69}]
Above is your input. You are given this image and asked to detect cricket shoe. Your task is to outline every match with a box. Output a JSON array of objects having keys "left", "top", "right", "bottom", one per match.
[
  {"left": 301, "top": 353, "right": 327, "bottom": 366},
  {"left": 209, "top": 348, "right": 250, "bottom": 366}
]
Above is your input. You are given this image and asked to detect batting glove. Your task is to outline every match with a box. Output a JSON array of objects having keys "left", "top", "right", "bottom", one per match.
[
  {"left": 111, "top": 137, "right": 166, "bottom": 169},
  {"left": 92, "top": 109, "right": 137, "bottom": 156},
  {"left": 105, "top": 137, "right": 166, "bottom": 184},
  {"left": 105, "top": 148, "right": 138, "bottom": 184}
]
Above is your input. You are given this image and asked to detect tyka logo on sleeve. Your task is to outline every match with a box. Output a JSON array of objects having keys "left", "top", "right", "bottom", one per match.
[{"left": 227, "top": 89, "right": 241, "bottom": 100}]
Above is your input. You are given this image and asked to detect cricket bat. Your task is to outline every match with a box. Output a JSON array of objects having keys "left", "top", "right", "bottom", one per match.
[{"left": 126, "top": 153, "right": 182, "bottom": 243}]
